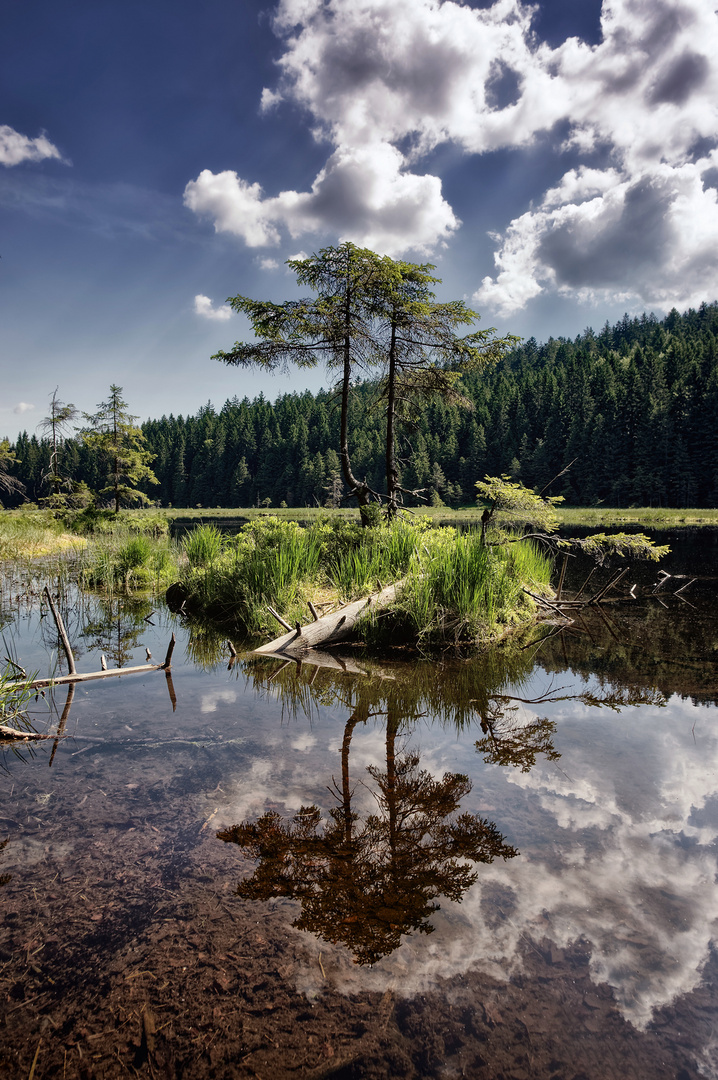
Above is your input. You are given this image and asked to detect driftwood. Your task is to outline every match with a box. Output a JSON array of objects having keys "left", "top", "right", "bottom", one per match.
[
  {"left": 254, "top": 583, "right": 400, "bottom": 658},
  {"left": 43, "top": 586, "right": 77, "bottom": 675},
  {"left": 0, "top": 724, "right": 54, "bottom": 742},
  {"left": 6, "top": 635, "right": 176, "bottom": 692}
]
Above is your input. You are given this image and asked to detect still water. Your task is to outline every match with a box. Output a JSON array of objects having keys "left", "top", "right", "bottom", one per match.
[{"left": 1, "top": 533, "right": 717, "bottom": 1079}]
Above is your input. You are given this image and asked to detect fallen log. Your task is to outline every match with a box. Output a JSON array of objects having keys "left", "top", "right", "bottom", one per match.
[{"left": 254, "top": 583, "right": 400, "bottom": 658}]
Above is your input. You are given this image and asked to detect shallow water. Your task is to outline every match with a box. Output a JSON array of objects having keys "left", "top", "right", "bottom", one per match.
[{"left": 1, "top": 538, "right": 717, "bottom": 1079}]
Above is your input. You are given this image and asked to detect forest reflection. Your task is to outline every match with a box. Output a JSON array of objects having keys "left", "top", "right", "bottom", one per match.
[{"left": 220, "top": 646, "right": 663, "bottom": 964}]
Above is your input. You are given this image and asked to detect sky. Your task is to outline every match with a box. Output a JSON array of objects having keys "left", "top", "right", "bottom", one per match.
[{"left": 2, "top": 0, "right": 718, "bottom": 440}]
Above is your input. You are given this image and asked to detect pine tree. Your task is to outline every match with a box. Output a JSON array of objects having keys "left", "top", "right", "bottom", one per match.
[
  {"left": 37, "top": 388, "right": 79, "bottom": 506},
  {"left": 82, "top": 386, "right": 159, "bottom": 512}
]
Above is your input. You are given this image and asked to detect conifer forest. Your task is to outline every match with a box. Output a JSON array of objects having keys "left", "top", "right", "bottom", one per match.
[{"left": 6, "top": 302, "right": 718, "bottom": 510}]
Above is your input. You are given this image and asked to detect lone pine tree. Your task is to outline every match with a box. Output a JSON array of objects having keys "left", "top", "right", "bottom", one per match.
[{"left": 82, "top": 385, "right": 158, "bottom": 512}]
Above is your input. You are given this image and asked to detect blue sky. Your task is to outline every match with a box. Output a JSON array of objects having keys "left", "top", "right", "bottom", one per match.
[{"left": 2, "top": 0, "right": 717, "bottom": 439}]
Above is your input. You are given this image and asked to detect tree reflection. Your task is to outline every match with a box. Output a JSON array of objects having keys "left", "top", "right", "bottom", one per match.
[
  {"left": 219, "top": 687, "right": 517, "bottom": 965},
  {"left": 81, "top": 596, "right": 153, "bottom": 668},
  {"left": 223, "top": 644, "right": 667, "bottom": 963},
  {"left": 473, "top": 684, "right": 664, "bottom": 772}
]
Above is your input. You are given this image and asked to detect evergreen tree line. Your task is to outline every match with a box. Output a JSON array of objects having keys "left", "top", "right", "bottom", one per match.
[{"left": 6, "top": 303, "right": 718, "bottom": 509}]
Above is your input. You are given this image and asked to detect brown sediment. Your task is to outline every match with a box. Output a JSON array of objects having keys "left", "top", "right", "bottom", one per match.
[{"left": 0, "top": 788, "right": 711, "bottom": 1080}]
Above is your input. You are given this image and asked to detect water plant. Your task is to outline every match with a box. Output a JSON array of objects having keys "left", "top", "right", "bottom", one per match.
[
  {"left": 170, "top": 513, "right": 552, "bottom": 646},
  {"left": 81, "top": 526, "right": 178, "bottom": 593}
]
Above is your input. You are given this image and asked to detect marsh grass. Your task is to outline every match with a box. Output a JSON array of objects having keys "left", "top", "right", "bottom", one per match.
[
  {"left": 176, "top": 515, "right": 553, "bottom": 644},
  {"left": 81, "top": 527, "right": 178, "bottom": 594},
  {"left": 373, "top": 529, "right": 552, "bottom": 648},
  {"left": 0, "top": 510, "right": 85, "bottom": 561},
  {"left": 182, "top": 524, "right": 226, "bottom": 568},
  {"left": 180, "top": 518, "right": 324, "bottom": 633},
  {"left": 164, "top": 504, "right": 718, "bottom": 530}
]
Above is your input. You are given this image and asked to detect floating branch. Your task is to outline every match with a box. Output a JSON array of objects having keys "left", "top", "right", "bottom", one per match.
[{"left": 6, "top": 634, "right": 176, "bottom": 691}]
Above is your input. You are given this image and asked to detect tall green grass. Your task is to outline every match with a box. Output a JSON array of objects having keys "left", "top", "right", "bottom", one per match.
[
  {"left": 81, "top": 528, "right": 178, "bottom": 593},
  {"left": 175, "top": 516, "right": 553, "bottom": 644},
  {"left": 377, "top": 529, "right": 552, "bottom": 647},
  {"left": 183, "top": 523, "right": 225, "bottom": 567},
  {"left": 179, "top": 518, "right": 324, "bottom": 633}
]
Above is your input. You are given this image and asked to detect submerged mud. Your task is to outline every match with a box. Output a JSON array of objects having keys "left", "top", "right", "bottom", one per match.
[{"left": 1, "top": 788, "right": 712, "bottom": 1080}]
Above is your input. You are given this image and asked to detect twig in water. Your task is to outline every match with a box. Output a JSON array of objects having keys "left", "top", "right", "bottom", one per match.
[{"left": 28, "top": 1038, "right": 42, "bottom": 1080}]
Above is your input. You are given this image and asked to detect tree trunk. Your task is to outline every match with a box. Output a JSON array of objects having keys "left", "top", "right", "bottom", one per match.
[
  {"left": 339, "top": 286, "right": 371, "bottom": 519},
  {"left": 254, "top": 582, "right": 400, "bottom": 658},
  {"left": 385, "top": 319, "right": 399, "bottom": 519}
]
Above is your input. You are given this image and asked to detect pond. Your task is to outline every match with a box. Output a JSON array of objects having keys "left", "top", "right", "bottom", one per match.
[{"left": 1, "top": 531, "right": 717, "bottom": 1079}]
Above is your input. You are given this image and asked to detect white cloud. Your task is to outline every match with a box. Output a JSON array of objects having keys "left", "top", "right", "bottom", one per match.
[
  {"left": 258, "top": 257, "right": 279, "bottom": 270},
  {"left": 475, "top": 0, "right": 718, "bottom": 312},
  {"left": 187, "top": 0, "right": 718, "bottom": 308},
  {"left": 476, "top": 159, "right": 718, "bottom": 315},
  {"left": 185, "top": 172, "right": 281, "bottom": 246},
  {"left": 193, "top": 294, "right": 233, "bottom": 321},
  {"left": 13, "top": 402, "right": 35, "bottom": 415},
  {"left": 200, "top": 689, "right": 237, "bottom": 713},
  {"left": 0, "top": 125, "right": 65, "bottom": 167},
  {"left": 185, "top": 142, "right": 458, "bottom": 256}
]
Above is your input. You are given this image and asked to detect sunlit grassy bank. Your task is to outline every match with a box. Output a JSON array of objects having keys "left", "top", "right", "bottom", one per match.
[
  {"left": 171, "top": 516, "right": 552, "bottom": 648},
  {"left": 0, "top": 510, "right": 86, "bottom": 561},
  {"left": 554, "top": 507, "right": 718, "bottom": 528},
  {"left": 116, "top": 504, "right": 718, "bottom": 530}
]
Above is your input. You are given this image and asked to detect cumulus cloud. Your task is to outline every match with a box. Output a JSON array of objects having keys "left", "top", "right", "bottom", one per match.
[
  {"left": 184, "top": 142, "right": 458, "bottom": 256},
  {"left": 475, "top": 0, "right": 718, "bottom": 312},
  {"left": 0, "top": 125, "right": 65, "bottom": 167},
  {"left": 193, "top": 294, "right": 233, "bottom": 321},
  {"left": 187, "top": 0, "right": 718, "bottom": 308},
  {"left": 13, "top": 402, "right": 35, "bottom": 415},
  {"left": 476, "top": 158, "right": 718, "bottom": 314}
]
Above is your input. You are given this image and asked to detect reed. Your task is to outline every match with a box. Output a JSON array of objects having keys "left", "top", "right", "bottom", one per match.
[
  {"left": 384, "top": 529, "right": 552, "bottom": 647},
  {"left": 175, "top": 515, "right": 552, "bottom": 645}
]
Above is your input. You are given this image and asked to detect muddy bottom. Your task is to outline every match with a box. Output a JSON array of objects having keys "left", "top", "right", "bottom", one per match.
[{"left": 1, "top": 791, "right": 714, "bottom": 1080}]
